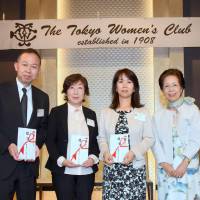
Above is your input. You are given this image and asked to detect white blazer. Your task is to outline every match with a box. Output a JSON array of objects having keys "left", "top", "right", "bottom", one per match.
[{"left": 152, "top": 102, "right": 200, "bottom": 167}]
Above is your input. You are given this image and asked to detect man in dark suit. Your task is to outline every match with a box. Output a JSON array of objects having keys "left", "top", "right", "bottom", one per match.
[{"left": 0, "top": 48, "right": 49, "bottom": 200}]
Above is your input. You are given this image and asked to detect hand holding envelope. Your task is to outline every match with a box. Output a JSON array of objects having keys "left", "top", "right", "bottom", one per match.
[
  {"left": 8, "top": 143, "right": 19, "bottom": 161},
  {"left": 62, "top": 159, "right": 80, "bottom": 168},
  {"left": 8, "top": 141, "right": 39, "bottom": 162},
  {"left": 103, "top": 152, "right": 113, "bottom": 166},
  {"left": 82, "top": 157, "right": 95, "bottom": 167},
  {"left": 123, "top": 150, "right": 135, "bottom": 165}
]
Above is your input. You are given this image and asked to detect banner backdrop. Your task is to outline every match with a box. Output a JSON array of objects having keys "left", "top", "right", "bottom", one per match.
[{"left": 0, "top": 17, "right": 200, "bottom": 49}]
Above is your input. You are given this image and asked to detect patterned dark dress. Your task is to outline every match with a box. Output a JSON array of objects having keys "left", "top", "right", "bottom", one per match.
[{"left": 103, "top": 111, "right": 146, "bottom": 200}]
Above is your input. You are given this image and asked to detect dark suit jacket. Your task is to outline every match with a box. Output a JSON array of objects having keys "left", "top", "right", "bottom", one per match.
[
  {"left": 46, "top": 103, "right": 99, "bottom": 174},
  {"left": 0, "top": 81, "right": 49, "bottom": 179}
]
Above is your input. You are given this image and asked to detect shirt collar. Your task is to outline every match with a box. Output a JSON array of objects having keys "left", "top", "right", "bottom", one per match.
[
  {"left": 16, "top": 78, "right": 31, "bottom": 92},
  {"left": 68, "top": 102, "right": 83, "bottom": 113}
]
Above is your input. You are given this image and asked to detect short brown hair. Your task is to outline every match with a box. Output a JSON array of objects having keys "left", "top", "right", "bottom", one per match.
[
  {"left": 159, "top": 68, "right": 185, "bottom": 90},
  {"left": 17, "top": 48, "right": 41, "bottom": 65},
  {"left": 110, "top": 68, "right": 143, "bottom": 109},
  {"left": 62, "top": 74, "right": 89, "bottom": 101}
]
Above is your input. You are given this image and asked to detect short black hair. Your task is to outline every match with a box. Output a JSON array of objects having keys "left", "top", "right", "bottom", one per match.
[{"left": 16, "top": 48, "right": 41, "bottom": 65}]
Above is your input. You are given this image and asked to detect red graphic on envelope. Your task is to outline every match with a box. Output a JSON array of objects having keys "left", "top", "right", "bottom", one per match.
[
  {"left": 18, "top": 131, "right": 36, "bottom": 156},
  {"left": 112, "top": 136, "right": 129, "bottom": 158},
  {"left": 70, "top": 138, "right": 89, "bottom": 162}
]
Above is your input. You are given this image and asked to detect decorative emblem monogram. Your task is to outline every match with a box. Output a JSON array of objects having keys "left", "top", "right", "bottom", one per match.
[{"left": 10, "top": 23, "right": 37, "bottom": 46}]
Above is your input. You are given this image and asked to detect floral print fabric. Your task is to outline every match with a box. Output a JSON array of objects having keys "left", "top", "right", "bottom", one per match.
[
  {"left": 103, "top": 111, "right": 146, "bottom": 200},
  {"left": 157, "top": 112, "right": 200, "bottom": 200}
]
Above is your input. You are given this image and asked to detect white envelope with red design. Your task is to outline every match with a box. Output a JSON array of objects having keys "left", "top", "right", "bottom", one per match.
[
  {"left": 110, "top": 134, "right": 130, "bottom": 163},
  {"left": 17, "top": 127, "right": 37, "bottom": 160},
  {"left": 67, "top": 135, "right": 89, "bottom": 165}
]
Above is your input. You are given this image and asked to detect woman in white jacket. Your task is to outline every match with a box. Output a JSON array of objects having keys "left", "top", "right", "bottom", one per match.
[
  {"left": 153, "top": 68, "right": 200, "bottom": 200},
  {"left": 97, "top": 68, "right": 154, "bottom": 200}
]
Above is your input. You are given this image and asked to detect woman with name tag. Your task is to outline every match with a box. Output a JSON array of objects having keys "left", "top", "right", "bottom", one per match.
[
  {"left": 46, "top": 74, "right": 99, "bottom": 200},
  {"left": 152, "top": 68, "right": 200, "bottom": 200},
  {"left": 97, "top": 68, "right": 154, "bottom": 200}
]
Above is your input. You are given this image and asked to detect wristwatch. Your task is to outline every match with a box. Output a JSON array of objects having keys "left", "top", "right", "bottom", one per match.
[{"left": 183, "top": 155, "right": 191, "bottom": 164}]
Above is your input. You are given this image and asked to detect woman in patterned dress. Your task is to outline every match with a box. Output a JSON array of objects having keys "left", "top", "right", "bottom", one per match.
[
  {"left": 97, "top": 68, "right": 154, "bottom": 200},
  {"left": 153, "top": 68, "right": 200, "bottom": 200}
]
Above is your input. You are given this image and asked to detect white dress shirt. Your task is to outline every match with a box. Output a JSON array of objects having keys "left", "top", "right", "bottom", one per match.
[{"left": 16, "top": 78, "right": 33, "bottom": 125}]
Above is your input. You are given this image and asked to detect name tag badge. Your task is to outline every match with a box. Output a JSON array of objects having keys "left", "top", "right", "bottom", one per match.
[
  {"left": 37, "top": 109, "right": 44, "bottom": 117},
  {"left": 134, "top": 112, "right": 146, "bottom": 122},
  {"left": 87, "top": 118, "right": 95, "bottom": 127}
]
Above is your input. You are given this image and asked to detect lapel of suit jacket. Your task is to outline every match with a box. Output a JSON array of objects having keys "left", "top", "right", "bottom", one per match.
[
  {"left": 62, "top": 103, "right": 68, "bottom": 141},
  {"left": 82, "top": 107, "right": 93, "bottom": 138},
  {"left": 10, "top": 81, "right": 23, "bottom": 125}
]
